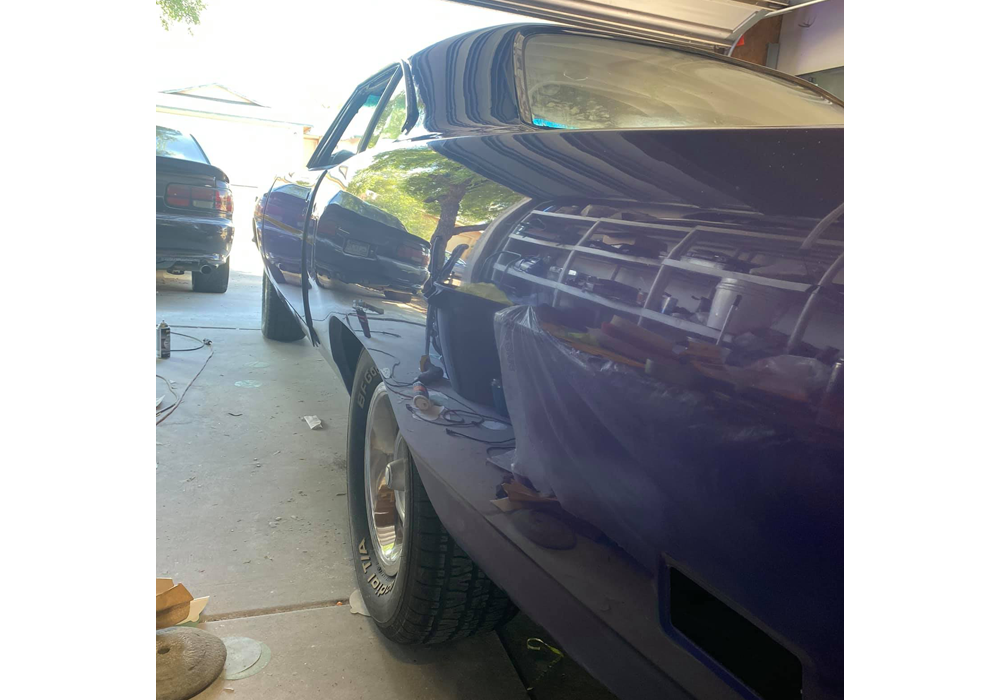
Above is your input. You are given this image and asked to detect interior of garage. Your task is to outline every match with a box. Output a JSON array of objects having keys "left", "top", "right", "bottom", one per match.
[{"left": 155, "top": 0, "right": 845, "bottom": 700}]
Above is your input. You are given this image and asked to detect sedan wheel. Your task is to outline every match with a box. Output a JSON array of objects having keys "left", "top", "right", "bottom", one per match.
[
  {"left": 346, "top": 350, "right": 517, "bottom": 643},
  {"left": 363, "top": 384, "right": 408, "bottom": 577}
]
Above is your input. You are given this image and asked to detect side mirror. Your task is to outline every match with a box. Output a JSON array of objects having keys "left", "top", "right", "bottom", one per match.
[{"left": 328, "top": 149, "right": 353, "bottom": 167}]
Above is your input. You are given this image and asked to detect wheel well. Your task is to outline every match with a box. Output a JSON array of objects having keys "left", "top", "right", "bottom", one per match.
[{"left": 329, "top": 317, "right": 364, "bottom": 390}]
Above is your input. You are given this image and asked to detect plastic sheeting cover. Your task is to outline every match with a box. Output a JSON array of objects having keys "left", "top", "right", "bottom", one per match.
[{"left": 494, "top": 305, "right": 843, "bottom": 669}]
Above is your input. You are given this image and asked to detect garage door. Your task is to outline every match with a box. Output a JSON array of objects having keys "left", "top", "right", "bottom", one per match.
[{"left": 447, "top": 0, "right": 790, "bottom": 50}]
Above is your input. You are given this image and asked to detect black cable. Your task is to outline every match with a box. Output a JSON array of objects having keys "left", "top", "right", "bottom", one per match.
[
  {"left": 380, "top": 360, "right": 418, "bottom": 389},
  {"left": 157, "top": 339, "right": 214, "bottom": 425},
  {"left": 343, "top": 313, "right": 401, "bottom": 337},
  {"left": 364, "top": 341, "right": 510, "bottom": 426},
  {"left": 155, "top": 375, "right": 180, "bottom": 415},
  {"left": 445, "top": 428, "right": 516, "bottom": 445},
  {"left": 347, "top": 312, "right": 427, "bottom": 328},
  {"left": 383, "top": 381, "right": 418, "bottom": 401},
  {"left": 438, "top": 392, "right": 513, "bottom": 425},
  {"left": 168, "top": 331, "right": 210, "bottom": 352},
  {"left": 440, "top": 408, "right": 490, "bottom": 426}
]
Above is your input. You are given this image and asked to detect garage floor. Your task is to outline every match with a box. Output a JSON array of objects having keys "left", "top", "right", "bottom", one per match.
[{"left": 156, "top": 217, "right": 617, "bottom": 699}]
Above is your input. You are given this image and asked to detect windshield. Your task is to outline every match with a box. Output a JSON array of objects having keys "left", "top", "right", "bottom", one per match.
[
  {"left": 156, "top": 126, "right": 209, "bottom": 163},
  {"left": 523, "top": 34, "right": 844, "bottom": 130}
]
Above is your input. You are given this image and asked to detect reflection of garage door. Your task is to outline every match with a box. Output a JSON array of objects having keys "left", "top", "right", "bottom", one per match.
[{"left": 446, "top": 0, "right": 790, "bottom": 51}]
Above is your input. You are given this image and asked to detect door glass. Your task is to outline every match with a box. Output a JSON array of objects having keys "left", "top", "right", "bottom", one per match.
[
  {"left": 366, "top": 80, "right": 407, "bottom": 150},
  {"left": 333, "top": 90, "right": 387, "bottom": 154}
]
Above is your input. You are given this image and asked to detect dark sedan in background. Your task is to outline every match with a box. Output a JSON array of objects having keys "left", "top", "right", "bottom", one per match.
[{"left": 156, "top": 126, "right": 234, "bottom": 293}]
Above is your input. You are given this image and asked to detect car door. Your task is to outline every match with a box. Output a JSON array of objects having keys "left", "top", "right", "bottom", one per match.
[
  {"left": 256, "top": 68, "right": 397, "bottom": 343},
  {"left": 303, "top": 66, "right": 423, "bottom": 355},
  {"left": 303, "top": 66, "right": 400, "bottom": 293}
]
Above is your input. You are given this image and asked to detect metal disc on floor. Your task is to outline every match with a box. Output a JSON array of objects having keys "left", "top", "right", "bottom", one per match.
[
  {"left": 156, "top": 627, "right": 227, "bottom": 700},
  {"left": 221, "top": 636, "right": 272, "bottom": 680},
  {"left": 221, "top": 636, "right": 261, "bottom": 677},
  {"left": 511, "top": 509, "right": 577, "bottom": 550}
]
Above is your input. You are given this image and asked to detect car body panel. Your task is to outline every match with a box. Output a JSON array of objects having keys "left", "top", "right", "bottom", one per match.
[
  {"left": 256, "top": 174, "right": 316, "bottom": 320},
  {"left": 253, "top": 23, "right": 843, "bottom": 700}
]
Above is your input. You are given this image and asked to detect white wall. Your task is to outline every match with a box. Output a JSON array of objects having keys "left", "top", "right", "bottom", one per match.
[
  {"left": 776, "top": 0, "right": 844, "bottom": 76},
  {"left": 155, "top": 111, "right": 305, "bottom": 190}
]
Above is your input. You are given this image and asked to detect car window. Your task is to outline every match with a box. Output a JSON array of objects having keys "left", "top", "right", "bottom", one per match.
[
  {"left": 366, "top": 80, "right": 407, "bottom": 150},
  {"left": 522, "top": 33, "right": 844, "bottom": 130},
  {"left": 332, "top": 79, "right": 392, "bottom": 154},
  {"left": 156, "top": 126, "right": 209, "bottom": 163}
]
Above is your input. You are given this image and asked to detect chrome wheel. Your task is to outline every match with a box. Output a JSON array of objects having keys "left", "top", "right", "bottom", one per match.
[{"left": 363, "top": 384, "right": 408, "bottom": 576}]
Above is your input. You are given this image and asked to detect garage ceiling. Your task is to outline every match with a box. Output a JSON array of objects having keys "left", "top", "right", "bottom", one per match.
[{"left": 448, "top": 0, "right": 792, "bottom": 50}]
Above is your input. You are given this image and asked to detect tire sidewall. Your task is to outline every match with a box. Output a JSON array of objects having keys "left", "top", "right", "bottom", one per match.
[{"left": 346, "top": 353, "right": 413, "bottom": 624}]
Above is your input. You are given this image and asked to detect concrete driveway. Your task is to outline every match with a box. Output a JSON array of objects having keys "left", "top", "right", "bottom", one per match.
[{"left": 156, "top": 193, "right": 617, "bottom": 699}]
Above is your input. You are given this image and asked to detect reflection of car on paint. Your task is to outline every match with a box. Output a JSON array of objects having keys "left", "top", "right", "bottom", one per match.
[
  {"left": 254, "top": 185, "right": 429, "bottom": 302},
  {"left": 253, "top": 24, "right": 844, "bottom": 700},
  {"left": 253, "top": 179, "right": 311, "bottom": 286},
  {"left": 156, "top": 126, "right": 234, "bottom": 293},
  {"left": 314, "top": 191, "right": 429, "bottom": 302}
]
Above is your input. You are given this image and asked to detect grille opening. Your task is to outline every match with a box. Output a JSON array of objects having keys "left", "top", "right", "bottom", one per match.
[{"left": 669, "top": 568, "right": 802, "bottom": 700}]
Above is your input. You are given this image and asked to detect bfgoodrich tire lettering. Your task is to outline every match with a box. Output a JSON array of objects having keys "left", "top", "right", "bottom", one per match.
[{"left": 346, "top": 351, "right": 517, "bottom": 643}]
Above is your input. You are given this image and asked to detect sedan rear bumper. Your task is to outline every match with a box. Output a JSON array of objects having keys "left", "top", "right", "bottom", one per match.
[{"left": 156, "top": 212, "right": 234, "bottom": 271}]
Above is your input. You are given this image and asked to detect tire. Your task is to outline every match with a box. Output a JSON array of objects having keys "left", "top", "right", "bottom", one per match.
[
  {"left": 347, "top": 351, "right": 517, "bottom": 644},
  {"left": 260, "top": 273, "right": 305, "bottom": 341},
  {"left": 191, "top": 260, "right": 230, "bottom": 293},
  {"left": 384, "top": 290, "right": 413, "bottom": 303}
]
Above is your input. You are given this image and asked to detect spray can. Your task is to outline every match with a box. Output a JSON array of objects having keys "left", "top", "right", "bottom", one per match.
[
  {"left": 157, "top": 321, "right": 171, "bottom": 359},
  {"left": 412, "top": 383, "right": 433, "bottom": 412}
]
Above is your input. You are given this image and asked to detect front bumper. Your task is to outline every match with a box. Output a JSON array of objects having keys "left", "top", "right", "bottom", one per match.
[{"left": 156, "top": 212, "right": 234, "bottom": 271}]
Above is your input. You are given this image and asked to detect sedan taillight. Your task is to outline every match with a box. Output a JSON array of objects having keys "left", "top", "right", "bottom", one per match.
[
  {"left": 215, "top": 189, "right": 234, "bottom": 215},
  {"left": 166, "top": 184, "right": 233, "bottom": 215},
  {"left": 396, "top": 244, "right": 430, "bottom": 267}
]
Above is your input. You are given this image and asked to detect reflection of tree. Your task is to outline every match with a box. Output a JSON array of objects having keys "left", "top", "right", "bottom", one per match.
[
  {"left": 155, "top": 127, "right": 179, "bottom": 157},
  {"left": 347, "top": 150, "right": 520, "bottom": 242},
  {"left": 529, "top": 83, "right": 683, "bottom": 129},
  {"left": 531, "top": 84, "right": 613, "bottom": 127},
  {"left": 367, "top": 93, "right": 407, "bottom": 149}
]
